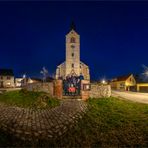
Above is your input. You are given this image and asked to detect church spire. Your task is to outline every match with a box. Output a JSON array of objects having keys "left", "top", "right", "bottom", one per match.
[{"left": 70, "top": 21, "right": 76, "bottom": 31}]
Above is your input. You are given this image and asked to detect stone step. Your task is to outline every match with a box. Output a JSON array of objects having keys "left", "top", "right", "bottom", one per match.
[{"left": 62, "top": 96, "right": 81, "bottom": 99}]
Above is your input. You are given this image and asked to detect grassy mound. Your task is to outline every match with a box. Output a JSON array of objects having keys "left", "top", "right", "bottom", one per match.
[{"left": 0, "top": 89, "right": 60, "bottom": 108}]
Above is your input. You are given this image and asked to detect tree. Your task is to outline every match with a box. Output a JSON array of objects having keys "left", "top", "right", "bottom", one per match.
[
  {"left": 141, "top": 65, "right": 148, "bottom": 81},
  {"left": 40, "top": 67, "right": 49, "bottom": 83}
]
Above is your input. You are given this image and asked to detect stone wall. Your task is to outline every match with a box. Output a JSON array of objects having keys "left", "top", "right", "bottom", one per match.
[
  {"left": 25, "top": 82, "right": 111, "bottom": 99},
  {"left": 90, "top": 84, "right": 111, "bottom": 98},
  {"left": 25, "top": 82, "right": 53, "bottom": 95}
]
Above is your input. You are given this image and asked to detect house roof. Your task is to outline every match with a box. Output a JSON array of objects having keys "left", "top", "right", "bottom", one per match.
[
  {"left": 0, "top": 69, "right": 14, "bottom": 76},
  {"left": 112, "top": 74, "right": 132, "bottom": 82},
  {"left": 30, "top": 77, "right": 42, "bottom": 82}
]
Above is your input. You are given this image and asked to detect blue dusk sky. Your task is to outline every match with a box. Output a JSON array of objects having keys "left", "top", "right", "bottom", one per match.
[{"left": 0, "top": 1, "right": 148, "bottom": 80}]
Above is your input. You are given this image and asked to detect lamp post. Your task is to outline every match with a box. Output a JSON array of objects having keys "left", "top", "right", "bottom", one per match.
[{"left": 101, "top": 79, "right": 106, "bottom": 85}]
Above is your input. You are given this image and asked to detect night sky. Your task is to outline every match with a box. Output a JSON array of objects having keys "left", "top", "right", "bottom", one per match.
[{"left": 0, "top": 2, "right": 148, "bottom": 80}]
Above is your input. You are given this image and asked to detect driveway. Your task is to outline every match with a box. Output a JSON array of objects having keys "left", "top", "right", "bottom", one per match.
[{"left": 112, "top": 90, "right": 148, "bottom": 104}]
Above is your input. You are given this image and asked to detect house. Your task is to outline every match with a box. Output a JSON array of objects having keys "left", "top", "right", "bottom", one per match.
[
  {"left": 134, "top": 74, "right": 148, "bottom": 92},
  {"left": 21, "top": 77, "right": 42, "bottom": 86},
  {"left": 137, "top": 83, "right": 148, "bottom": 92},
  {"left": 110, "top": 74, "right": 136, "bottom": 91},
  {"left": 0, "top": 69, "right": 15, "bottom": 88},
  {"left": 15, "top": 78, "right": 23, "bottom": 87}
]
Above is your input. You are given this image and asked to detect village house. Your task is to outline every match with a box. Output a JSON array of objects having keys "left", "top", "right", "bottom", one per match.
[
  {"left": 110, "top": 74, "right": 136, "bottom": 91},
  {"left": 15, "top": 78, "right": 23, "bottom": 87},
  {"left": 134, "top": 75, "right": 148, "bottom": 92},
  {"left": 0, "top": 69, "right": 15, "bottom": 88},
  {"left": 21, "top": 77, "right": 42, "bottom": 86},
  {"left": 136, "top": 83, "right": 148, "bottom": 92}
]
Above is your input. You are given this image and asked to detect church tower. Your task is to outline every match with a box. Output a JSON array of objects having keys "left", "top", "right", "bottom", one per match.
[
  {"left": 65, "top": 22, "right": 80, "bottom": 76},
  {"left": 55, "top": 22, "right": 90, "bottom": 80}
]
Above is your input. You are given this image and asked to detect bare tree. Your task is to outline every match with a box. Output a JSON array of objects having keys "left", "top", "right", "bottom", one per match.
[
  {"left": 40, "top": 67, "right": 49, "bottom": 83},
  {"left": 141, "top": 65, "right": 148, "bottom": 81}
]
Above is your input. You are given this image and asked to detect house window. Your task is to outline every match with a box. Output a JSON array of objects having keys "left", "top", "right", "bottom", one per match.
[
  {"left": 70, "top": 37, "right": 75, "bottom": 43},
  {"left": 72, "top": 63, "right": 74, "bottom": 68},
  {"left": 72, "top": 53, "right": 74, "bottom": 57},
  {"left": 0, "top": 76, "right": 3, "bottom": 80},
  {"left": 7, "top": 76, "right": 11, "bottom": 80},
  {"left": 120, "top": 83, "right": 125, "bottom": 87}
]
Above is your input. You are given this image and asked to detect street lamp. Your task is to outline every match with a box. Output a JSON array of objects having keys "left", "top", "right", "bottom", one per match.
[{"left": 101, "top": 79, "right": 106, "bottom": 84}]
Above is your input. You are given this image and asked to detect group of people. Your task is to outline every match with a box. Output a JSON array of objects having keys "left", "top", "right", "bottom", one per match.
[{"left": 63, "top": 74, "right": 84, "bottom": 96}]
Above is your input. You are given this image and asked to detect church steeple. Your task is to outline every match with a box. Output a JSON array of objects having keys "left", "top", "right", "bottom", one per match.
[{"left": 70, "top": 21, "right": 76, "bottom": 31}]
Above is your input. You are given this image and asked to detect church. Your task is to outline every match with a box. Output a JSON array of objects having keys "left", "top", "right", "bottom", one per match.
[{"left": 56, "top": 23, "right": 90, "bottom": 80}]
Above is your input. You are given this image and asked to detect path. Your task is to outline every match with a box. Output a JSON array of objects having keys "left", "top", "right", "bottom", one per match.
[
  {"left": 112, "top": 90, "right": 148, "bottom": 104},
  {"left": 0, "top": 99, "right": 87, "bottom": 141}
]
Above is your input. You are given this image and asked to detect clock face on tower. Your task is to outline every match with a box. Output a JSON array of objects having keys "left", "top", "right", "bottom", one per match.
[{"left": 71, "top": 45, "right": 75, "bottom": 48}]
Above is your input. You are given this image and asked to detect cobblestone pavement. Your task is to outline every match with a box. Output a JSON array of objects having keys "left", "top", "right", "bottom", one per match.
[{"left": 0, "top": 99, "right": 87, "bottom": 141}]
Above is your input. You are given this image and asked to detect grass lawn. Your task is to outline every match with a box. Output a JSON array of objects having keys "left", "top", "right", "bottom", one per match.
[
  {"left": 0, "top": 89, "right": 60, "bottom": 108},
  {"left": 0, "top": 96, "right": 148, "bottom": 147},
  {"left": 53, "top": 97, "right": 148, "bottom": 147}
]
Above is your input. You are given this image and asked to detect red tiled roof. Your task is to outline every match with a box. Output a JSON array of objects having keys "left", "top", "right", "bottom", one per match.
[{"left": 112, "top": 74, "right": 132, "bottom": 82}]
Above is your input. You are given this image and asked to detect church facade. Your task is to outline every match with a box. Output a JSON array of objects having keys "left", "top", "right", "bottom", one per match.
[{"left": 55, "top": 23, "right": 90, "bottom": 80}]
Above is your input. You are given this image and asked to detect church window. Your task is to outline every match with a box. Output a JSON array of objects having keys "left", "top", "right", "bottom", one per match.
[
  {"left": 71, "top": 45, "right": 75, "bottom": 48},
  {"left": 72, "top": 53, "right": 74, "bottom": 57},
  {"left": 72, "top": 63, "right": 74, "bottom": 68},
  {"left": 70, "top": 37, "right": 76, "bottom": 43},
  {"left": 7, "top": 76, "right": 11, "bottom": 80}
]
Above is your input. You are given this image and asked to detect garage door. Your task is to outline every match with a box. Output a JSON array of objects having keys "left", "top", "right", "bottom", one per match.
[
  {"left": 129, "top": 86, "right": 136, "bottom": 92},
  {"left": 139, "top": 86, "right": 148, "bottom": 92}
]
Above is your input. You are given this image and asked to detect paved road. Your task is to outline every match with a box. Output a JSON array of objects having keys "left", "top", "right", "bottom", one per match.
[
  {"left": 0, "top": 99, "right": 87, "bottom": 142},
  {"left": 112, "top": 90, "right": 148, "bottom": 104}
]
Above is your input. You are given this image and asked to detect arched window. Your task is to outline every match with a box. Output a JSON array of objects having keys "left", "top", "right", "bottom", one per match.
[
  {"left": 70, "top": 37, "right": 76, "bottom": 43},
  {"left": 72, "top": 63, "right": 74, "bottom": 68}
]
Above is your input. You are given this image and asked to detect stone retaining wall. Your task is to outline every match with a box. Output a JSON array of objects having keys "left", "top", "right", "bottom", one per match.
[
  {"left": 90, "top": 84, "right": 111, "bottom": 98},
  {"left": 24, "top": 81, "right": 111, "bottom": 99},
  {"left": 25, "top": 82, "right": 53, "bottom": 95}
]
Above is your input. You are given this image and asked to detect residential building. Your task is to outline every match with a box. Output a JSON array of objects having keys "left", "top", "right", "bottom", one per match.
[
  {"left": 134, "top": 74, "right": 148, "bottom": 92},
  {"left": 110, "top": 74, "right": 136, "bottom": 91},
  {"left": 137, "top": 83, "right": 148, "bottom": 92},
  {"left": 15, "top": 78, "right": 23, "bottom": 87},
  {"left": 21, "top": 77, "right": 42, "bottom": 86},
  {"left": 0, "top": 69, "right": 15, "bottom": 88}
]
